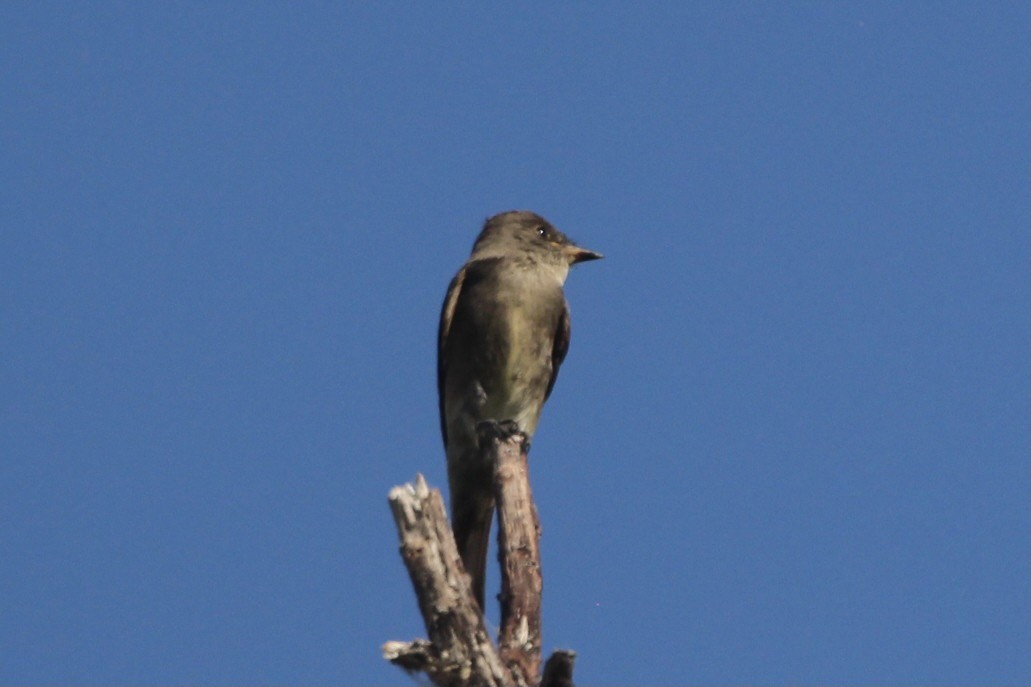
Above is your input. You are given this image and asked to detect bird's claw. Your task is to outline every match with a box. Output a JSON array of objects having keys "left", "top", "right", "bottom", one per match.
[
  {"left": 476, "top": 419, "right": 528, "bottom": 446},
  {"left": 496, "top": 419, "right": 521, "bottom": 437}
]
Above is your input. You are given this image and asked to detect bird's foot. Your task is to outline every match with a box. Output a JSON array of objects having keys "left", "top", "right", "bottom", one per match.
[
  {"left": 496, "top": 419, "right": 521, "bottom": 438},
  {"left": 476, "top": 419, "right": 528, "bottom": 447}
]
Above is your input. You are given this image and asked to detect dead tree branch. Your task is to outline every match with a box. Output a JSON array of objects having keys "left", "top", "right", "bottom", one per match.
[
  {"left": 383, "top": 432, "right": 577, "bottom": 686},
  {"left": 383, "top": 475, "right": 515, "bottom": 687},
  {"left": 493, "top": 432, "right": 542, "bottom": 683}
]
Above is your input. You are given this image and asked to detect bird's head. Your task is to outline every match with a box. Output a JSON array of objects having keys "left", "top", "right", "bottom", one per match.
[{"left": 470, "top": 210, "right": 603, "bottom": 268}]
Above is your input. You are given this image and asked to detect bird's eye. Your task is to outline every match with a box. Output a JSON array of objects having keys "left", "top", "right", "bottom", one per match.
[{"left": 536, "top": 226, "right": 548, "bottom": 239}]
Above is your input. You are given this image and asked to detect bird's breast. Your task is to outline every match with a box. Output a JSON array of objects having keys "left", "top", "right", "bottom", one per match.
[{"left": 450, "top": 266, "right": 564, "bottom": 435}]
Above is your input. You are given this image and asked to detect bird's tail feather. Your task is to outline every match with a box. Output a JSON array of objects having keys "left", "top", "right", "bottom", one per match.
[{"left": 451, "top": 492, "right": 494, "bottom": 611}]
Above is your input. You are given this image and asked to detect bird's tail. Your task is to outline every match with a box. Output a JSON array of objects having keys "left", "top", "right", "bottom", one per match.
[{"left": 450, "top": 478, "right": 494, "bottom": 611}]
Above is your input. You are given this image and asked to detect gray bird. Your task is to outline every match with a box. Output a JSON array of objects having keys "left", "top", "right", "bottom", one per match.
[{"left": 437, "top": 210, "right": 602, "bottom": 609}]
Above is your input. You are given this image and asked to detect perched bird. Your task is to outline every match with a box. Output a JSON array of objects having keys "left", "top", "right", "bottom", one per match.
[{"left": 437, "top": 210, "right": 602, "bottom": 609}]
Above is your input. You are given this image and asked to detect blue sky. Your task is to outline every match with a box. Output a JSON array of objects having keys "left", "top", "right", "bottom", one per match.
[{"left": 1, "top": 3, "right": 1027, "bottom": 685}]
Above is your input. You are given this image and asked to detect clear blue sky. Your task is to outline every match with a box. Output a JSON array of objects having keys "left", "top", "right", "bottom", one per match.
[{"left": 2, "top": 3, "right": 1027, "bottom": 685}]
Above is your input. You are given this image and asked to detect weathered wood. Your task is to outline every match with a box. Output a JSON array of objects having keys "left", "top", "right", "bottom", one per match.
[
  {"left": 383, "top": 435, "right": 577, "bottom": 686},
  {"left": 540, "top": 650, "right": 577, "bottom": 687},
  {"left": 493, "top": 432, "right": 543, "bottom": 683},
  {"left": 383, "top": 475, "right": 518, "bottom": 687}
]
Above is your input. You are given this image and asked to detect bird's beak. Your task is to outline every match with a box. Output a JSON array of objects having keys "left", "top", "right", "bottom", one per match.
[{"left": 564, "top": 244, "right": 604, "bottom": 264}]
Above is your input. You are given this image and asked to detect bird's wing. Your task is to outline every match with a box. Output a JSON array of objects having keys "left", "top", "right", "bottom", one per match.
[
  {"left": 544, "top": 300, "right": 571, "bottom": 402},
  {"left": 437, "top": 266, "right": 467, "bottom": 446}
]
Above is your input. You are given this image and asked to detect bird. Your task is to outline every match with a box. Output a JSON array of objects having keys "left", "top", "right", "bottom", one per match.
[{"left": 437, "top": 210, "right": 602, "bottom": 609}]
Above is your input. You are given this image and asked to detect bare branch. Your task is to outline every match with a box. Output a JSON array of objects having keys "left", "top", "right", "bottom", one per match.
[
  {"left": 493, "top": 432, "right": 543, "bottom": 683},
  {"left": 383, "top": 438, "right": 577, "bottom": 686},
  {"left": 540, "top": 650, "right": 577, "bottom": 687},
  {"left": 384, "top": 475, "right": 517, "bottom": 687}
]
